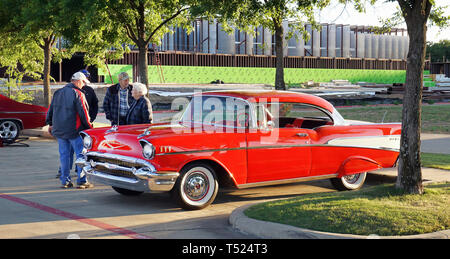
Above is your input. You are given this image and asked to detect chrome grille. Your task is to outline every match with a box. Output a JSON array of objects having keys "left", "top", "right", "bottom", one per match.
[
  {"left": 91, "top": 156, "right": 142, "bottom": 170},
  {"left": 86, "top": 154, "right": 146, "bottom": 180},
  {"left": 94, "top": 165, "right": 137, "bottom": 179}
]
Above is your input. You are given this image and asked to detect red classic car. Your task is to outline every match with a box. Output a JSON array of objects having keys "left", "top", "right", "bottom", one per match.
[
  {"left": 76, "top": 90, "right": 401, "bottom": 210},
  {"left": 0, "top": 93, "right": 48, "bottom": 142}
]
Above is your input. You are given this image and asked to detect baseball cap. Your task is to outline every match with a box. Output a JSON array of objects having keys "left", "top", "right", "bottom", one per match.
[
  {"left": 118, "top": 72, "right": 129, "bottom": 81},
  {"left": 71, "top": 72, "right": 90, "bottom": 84},
  {"left": 79, "top": 69, "right": 91, "bottom": 79}
]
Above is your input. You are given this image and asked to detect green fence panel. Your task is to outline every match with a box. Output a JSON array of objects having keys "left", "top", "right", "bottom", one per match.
[
  {"left": 98, "top": 65, "right": 133, "bottom": 84},
  {"left": 98, "top": 65, "right": 433, "bottom": 86}
]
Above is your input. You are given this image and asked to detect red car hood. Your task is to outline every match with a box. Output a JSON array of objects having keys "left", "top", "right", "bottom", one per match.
[{"left": 84, "top": 122, "right": 190, "bottom": 158}]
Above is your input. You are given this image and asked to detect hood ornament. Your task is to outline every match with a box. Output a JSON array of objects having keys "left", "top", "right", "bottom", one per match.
[
  {"left": 106, "top": 125, "right": 118, "bottom": 134},
  {"left": 138, "top": 128, "right": 151, "bottom": 139}
]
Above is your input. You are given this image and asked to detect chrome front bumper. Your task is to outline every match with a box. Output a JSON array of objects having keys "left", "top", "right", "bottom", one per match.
[{"left": 75, "top": 152, "right": 179, "bottom": 192}]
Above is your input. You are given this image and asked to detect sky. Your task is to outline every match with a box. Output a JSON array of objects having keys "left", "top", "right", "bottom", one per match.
[{"left": 315, "top": 0, "right": 450, "bottom": 43}]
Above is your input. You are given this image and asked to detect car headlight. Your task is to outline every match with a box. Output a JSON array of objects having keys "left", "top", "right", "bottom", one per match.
[
  {"left": 82, "top": 134, "right": 92, "bottom": 149},
  {"left": 140, "top": 140, "right": 155, "bottom": 159}
]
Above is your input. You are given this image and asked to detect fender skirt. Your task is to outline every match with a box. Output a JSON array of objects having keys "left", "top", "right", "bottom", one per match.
[{"left": 337, "top": 156, "right": 382, "bottom": 178}]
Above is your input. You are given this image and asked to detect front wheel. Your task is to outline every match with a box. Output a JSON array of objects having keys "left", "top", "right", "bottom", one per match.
[
  {"left": 330, "top": 172, "right": 367, "bottom": 191},
  {"left": 172, "top": 163, "right": 219, "bottom": 210}
]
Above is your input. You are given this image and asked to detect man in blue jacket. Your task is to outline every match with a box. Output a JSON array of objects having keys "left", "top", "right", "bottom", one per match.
[
  {"left": 46, "top": 72, "right": 93, "bottom": 189},
  {"left": 55, "top": 69, "right": 98, "bottom": 179}
]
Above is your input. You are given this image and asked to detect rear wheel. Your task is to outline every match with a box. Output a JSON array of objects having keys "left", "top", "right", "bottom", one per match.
[
  {"left": 330, "top": 172, "right": 367, "bottom": 191},
  {"left": 0, "top": 120, "right": 20, "bottom": 142},
  {"left": 172, "top": 163, "right": 219, "bottom": 210}
]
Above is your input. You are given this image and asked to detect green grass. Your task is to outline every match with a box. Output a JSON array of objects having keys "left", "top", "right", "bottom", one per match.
[
  {"left": 337, "top": 104, "right": 450, "bottom": 134},
  {"left": 245, "top": 183, "right": 450, "bottom": 236},
  {"left": 422, "top": 153, "right": 450, "bottom": 170}
]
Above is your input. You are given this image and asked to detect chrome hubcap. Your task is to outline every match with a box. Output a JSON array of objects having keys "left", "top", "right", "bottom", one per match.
[
  {"left": 0, "top": 121, "right": 18, "bottom": 139},
  {"left": 343, "top": 174, "right": 360, "bottom": 184},
  {"left": 184, "top": 172, "right": 209, "bottom": 201}
]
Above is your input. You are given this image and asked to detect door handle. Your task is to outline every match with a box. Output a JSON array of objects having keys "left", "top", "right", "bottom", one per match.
[{"left": 296, "top": 133, "right": 308, "bottom": 137}]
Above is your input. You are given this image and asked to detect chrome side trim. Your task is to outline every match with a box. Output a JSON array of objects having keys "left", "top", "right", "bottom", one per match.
[
  {"left": 155, "top": 144, "right": 400, "bottom": 156},
  {"left": 326, "top": 135, "right": 401, "bottom": 152},
  {"left": 237, "top": 174, "right": 338, "bottom": 189}
]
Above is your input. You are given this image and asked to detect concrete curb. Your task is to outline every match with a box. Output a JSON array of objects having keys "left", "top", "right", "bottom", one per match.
[{"left": 229, "top": 202, "right": 450, "bottom": 239}]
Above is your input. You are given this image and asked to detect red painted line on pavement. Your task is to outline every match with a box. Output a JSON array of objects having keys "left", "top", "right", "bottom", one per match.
[{"left": 0, "top": 193, "right": 154, "bottom": 239}]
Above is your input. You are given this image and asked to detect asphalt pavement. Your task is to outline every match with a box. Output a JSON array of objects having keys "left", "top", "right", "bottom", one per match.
[{"left": 3, "top": 113, "right": 450, "bottom": 239}]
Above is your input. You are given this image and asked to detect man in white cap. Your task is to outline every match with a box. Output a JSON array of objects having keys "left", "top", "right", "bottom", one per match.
[{"left": 46, "top": 72, "right": 93, "bottom": 189}]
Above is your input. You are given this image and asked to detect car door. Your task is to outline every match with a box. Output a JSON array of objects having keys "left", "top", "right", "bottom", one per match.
[
  {"left": 246, "top": 102, "right": 312, "bottom": 183},
  {"left": 246, "top": 128, "right": 312, "bottom": 183}
]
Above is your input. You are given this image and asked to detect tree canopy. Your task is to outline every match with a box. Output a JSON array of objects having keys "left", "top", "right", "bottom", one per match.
[
  {"left": 427, "top": 40, "right": 450, "bottom": 62},
  {"left": 0, "top": 0, "right": 80, "bottom": 106},
  {"left": 71, "top": 0, "right": 197, "bottom": 86}
]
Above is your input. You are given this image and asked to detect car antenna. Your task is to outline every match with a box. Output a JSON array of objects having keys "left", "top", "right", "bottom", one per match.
[{"left": 381, "top": 110, "right": 388, "bottom": 123}]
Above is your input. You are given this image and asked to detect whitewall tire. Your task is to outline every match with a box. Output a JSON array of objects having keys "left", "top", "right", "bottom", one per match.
[
  {"left": 330, "top": 172, "right": 367, "bottom": 191},
  {"left": 173, "top": 163, "right": 219, "bottom": 210}
]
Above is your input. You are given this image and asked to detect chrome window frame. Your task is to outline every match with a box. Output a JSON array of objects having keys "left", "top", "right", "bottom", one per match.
[
  {"left": 255, "top": 102, "right": 340, "bottom": 129},
  {"left": 179, "top": 95, "right": 258, "bottom": 129}
]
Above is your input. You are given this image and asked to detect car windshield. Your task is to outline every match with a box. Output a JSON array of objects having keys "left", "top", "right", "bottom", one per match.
[{"left": 181, "top": 96, "right": 252, "bottom": 128}]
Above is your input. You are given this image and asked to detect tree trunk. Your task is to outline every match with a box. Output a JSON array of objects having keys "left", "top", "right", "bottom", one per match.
[
  {"left": 396, "top": 0, "right": 432, "bottom": 194},
  {"left": 42, "top": 37, "right": 52, "bottom": 108},
  {"left": 274, "top": 21, "right": 285, "bottom": 90},
  {"left": 138, "top": 45, "right": 149, "bottom": 86},
  {"left": 136, "top": 1, "right": 149, "bottom": 87}
]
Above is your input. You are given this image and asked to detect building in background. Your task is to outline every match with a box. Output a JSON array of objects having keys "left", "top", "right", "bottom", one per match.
[
  {"left": 158, "top": 20, "right": 409, "bottom": 60},
  {"left": 12, "top": 19, "right": 412, "bottom": 84}
]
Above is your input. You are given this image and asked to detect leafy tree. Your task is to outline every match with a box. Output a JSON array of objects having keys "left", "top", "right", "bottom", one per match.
[
  {"left": 205, "top": 0, "right": 448, "bottom": 194},
  {"left": 426, "top": 40, "right": 450, "bottom": 62},
  {"left": 57, "top": 0, "right": 132, "bottom": 80},
  {"left": 80, "top": 0, "right": 194, "bottom": 86},
  {"left": 0, "top": 0, "right": 76, "bottom": 107},
  {"left": 200, "top": 0, "right": 371, "bottom": 90},
  {"left": 390, "top": 0, "right": 449, "bottom": 194},
  {"left": 359, "top": 1, "right": 448, "bottom": 194},
  {"left": 0, "top": 1, "right": 41, "bottom": 101},
  {"left": 0, "top": 33, "right": 42, "bottom": 102}
]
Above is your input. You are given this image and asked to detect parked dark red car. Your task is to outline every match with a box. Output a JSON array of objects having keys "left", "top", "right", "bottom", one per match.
[{"left": 0, "top": 93, "right": 48, "bottom": 142}]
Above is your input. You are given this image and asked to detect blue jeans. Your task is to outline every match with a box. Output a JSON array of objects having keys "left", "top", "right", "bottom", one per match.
[
  {"left": 58, "top": 146, "right": 74, "bottom": 174},
  {"left": 57, "top": 136, "right": 86, "bottom": 185}
]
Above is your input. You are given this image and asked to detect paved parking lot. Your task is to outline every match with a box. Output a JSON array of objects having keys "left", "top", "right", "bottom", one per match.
[
  {"left": 1, "top": 126, "right": 448, "bottom": 239},
  {"left": 0, "top": 137, "right": 350, "bottom": 239}
]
